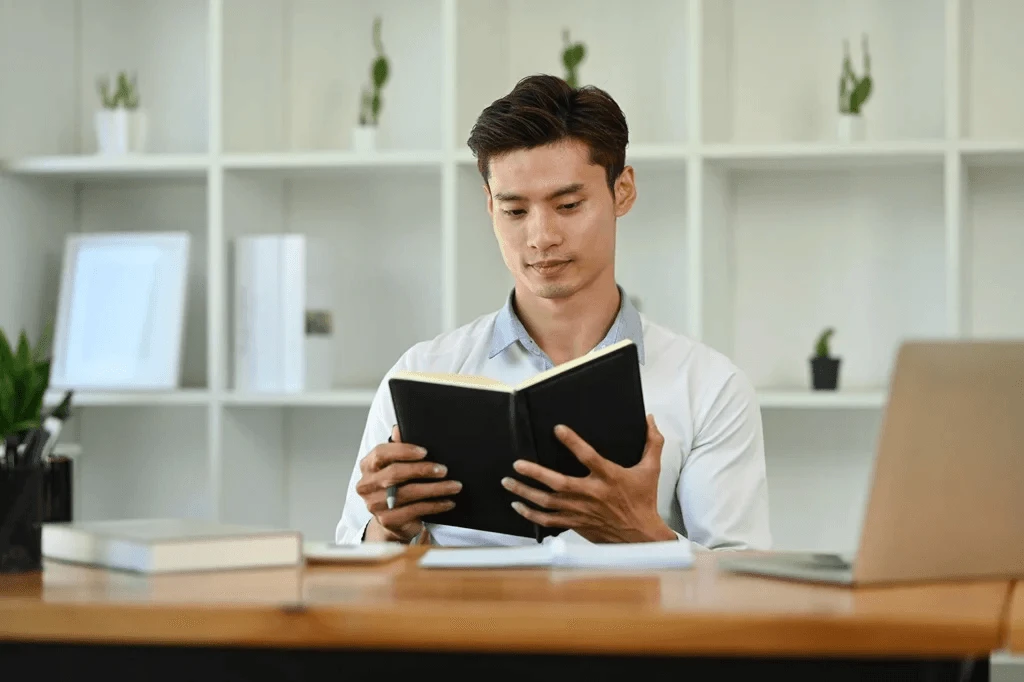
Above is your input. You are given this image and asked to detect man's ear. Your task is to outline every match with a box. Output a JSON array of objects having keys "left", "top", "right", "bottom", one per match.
[
  {"left": 613, "top": 166, "right": 637, "bottom": 218},
  {"left": 483, "top": 183, "right": 494, "bottom": 219}
]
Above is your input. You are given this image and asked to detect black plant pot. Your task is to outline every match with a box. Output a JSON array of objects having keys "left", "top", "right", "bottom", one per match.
[{"left": 810, "top": 356, "right": 841, "bottom": 390}]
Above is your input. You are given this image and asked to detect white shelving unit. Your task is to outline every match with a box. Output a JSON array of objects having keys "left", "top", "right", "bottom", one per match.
[{"left": 2, "top": 0, "right": 1023, "bottom": 552}]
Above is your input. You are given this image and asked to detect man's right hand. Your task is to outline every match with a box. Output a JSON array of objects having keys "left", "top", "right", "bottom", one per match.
[{"left": 356, "top": 425, "right": 460, "bottom": 543}]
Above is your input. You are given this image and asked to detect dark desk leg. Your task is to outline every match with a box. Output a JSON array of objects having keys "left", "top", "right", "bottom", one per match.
[{"left": 0, "top": 642, "right": 990, "bottom": 682}]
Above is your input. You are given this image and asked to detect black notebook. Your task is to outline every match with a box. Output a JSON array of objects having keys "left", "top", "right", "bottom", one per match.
[{"left": 387, "top": 339, "right": 647, "bottom": 541}]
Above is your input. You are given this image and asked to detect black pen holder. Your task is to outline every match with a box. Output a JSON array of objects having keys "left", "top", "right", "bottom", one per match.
[
  {"left": 44, "top": 456, "right": 73, "bottom": 523},
  {"left": 0, "top": 465, "right": 44, "bottom": 573}
]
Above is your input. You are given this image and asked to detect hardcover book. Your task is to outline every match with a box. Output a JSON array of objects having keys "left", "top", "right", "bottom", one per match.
[{"left": 387, "top": 339, "right": 647, "bottom": 541}]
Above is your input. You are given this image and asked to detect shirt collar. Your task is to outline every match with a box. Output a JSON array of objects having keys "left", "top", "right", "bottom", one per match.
[{"left": 488, "top": 286, "right": 645, "bottom": 365}]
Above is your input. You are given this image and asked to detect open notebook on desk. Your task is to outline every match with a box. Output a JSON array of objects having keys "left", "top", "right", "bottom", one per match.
[{"left": 419, "top": 538, "right": 693, "bottom": 570}]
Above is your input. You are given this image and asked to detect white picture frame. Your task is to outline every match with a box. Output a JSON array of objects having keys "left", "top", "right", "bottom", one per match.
[{"left": 49, "top": 232, "right": 191, "bottom": 391}]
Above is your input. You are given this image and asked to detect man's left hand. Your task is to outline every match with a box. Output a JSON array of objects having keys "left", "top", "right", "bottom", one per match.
[{"left": 503, "top": 414, "right": 678, "bottom": 543}]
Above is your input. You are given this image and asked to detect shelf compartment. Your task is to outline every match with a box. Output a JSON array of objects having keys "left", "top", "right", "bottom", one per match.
[
  {"left": 702, "top": 163, "right": 947, "bottom": 391},
  {"left": 222, "top": 0, "right": 444, "bottom": 154},
  {"left": 703, "top": 0, "right": 945, "bottom": 145},
  {"left": 223, "top": 169, "right": 443, "bottom": 392},
  {"left": 456, "top": 0, "right": 689, "bottom": 148},
  {"left": 0, "top": 0, "right": 209, "bottom": 157}
]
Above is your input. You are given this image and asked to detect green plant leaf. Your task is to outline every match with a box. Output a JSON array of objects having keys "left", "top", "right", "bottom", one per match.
[
  {"left": 16, "top": 361, "right": 49, "bottom": 424},
  {"left": 0, "top": 373, "right": 15, "bottom": 431},
  {"left": 0, "top": 330, "right": 11, "bottom": 376},
  {"left": 16, "top": 329, "right": 31, "bottom": 368},
  {"left": 372, "top": 57, "right": 389, "bottom": 89},
  {"left": 7, "top": 417, "right": 41, "bottom": 436}
]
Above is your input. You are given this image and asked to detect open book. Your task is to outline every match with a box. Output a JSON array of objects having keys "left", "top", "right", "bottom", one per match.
[{"left": 387, "top": 339, "right": 647, "bottom": 541}]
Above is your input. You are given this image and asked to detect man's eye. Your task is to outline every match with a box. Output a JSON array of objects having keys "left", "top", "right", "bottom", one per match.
[
  {"left": 559, "top": 201, "right": 582, "bottom": 210},
  {"left": 503, "top": 208, "right": 526, "bottom": 217}
]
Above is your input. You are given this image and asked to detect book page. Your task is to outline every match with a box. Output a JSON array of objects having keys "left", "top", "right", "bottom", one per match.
[
  {"left": 514, "top": 338, "right": 634, "bottom": 391},
  {"left": 391, "top": 371, "right": 511, "bottom": 391}
]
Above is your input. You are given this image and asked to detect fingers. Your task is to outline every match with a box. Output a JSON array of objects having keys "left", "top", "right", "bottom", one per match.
[
  {"left": 510, "top": 501, "right": 574, "bottom": 529},
  {"left": 367, "top": 479, "right": 462, "bottom": 513},
  {"left": 553, "top": 424, "right": 614, "bottom": 476},
  {"left": 369, "top": 443, "right": 429, "bottom": 471},
  {"left": 355, "top": 460, "right": 448, "bottom": 496},
  {"left": 510, "top": 460, "right": 582, "bottom": 495},
  {"left": 501, "top": 475, "right": 573, "bottom": 511},
  {"left": 379, "top": 498, "right": 456, "bottom": 529},
  {"left": 391, "top": 424, "right": 401, "bottom": 443},
  {"left": 641, "top": 414, "right": 665, "bottom": 467}
]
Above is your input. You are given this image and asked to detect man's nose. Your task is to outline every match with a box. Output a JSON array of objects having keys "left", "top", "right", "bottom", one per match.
[{"left": 526, "top": 209, "right": 563, "bottom": 251}]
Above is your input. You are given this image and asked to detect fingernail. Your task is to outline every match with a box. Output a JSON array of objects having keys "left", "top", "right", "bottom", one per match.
[
  {"left": 417, "top": 447, "right": 428, "bottom": 455},
  {"left": 452, "top": 481, "right": 463, "bottom": 491},
  {"left": 512, "top": 460, "right": 526, "bottom": 473},
  {"left": 554, "top": 424, "right": 567, "bottom": 435},
  {"left": 445, "top": 500, "right": 456, "bottom": 508},
  {"left": 501, "top": 477, "right": 513, "bottom": 489},
  {"left": 434, "top": 464, "right": 447, "bottom": 475},
  {"left": 511, "top": 501, "right": 524, "bottom": 513}
]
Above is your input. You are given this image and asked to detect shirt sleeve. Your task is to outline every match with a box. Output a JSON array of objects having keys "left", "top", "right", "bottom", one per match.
[
  {"left": 678, "top": 368, "right": 773, "bottom": 551},
  {"left": 334, "top": 361, "right": 402, "bottom": 545}
]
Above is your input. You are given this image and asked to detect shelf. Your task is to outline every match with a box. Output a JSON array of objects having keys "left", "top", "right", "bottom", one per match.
[
  {"left": 43, "top": 389, "right": 210, "bottom": 408},
  {"left": 223, "top": 390, "right": 376, "bottom": 408},
  {"left": 222, "top": 151, "right": 444, "bottom": 175},
  {"left": 702, "top": 142, "right": 946, "bottom": 170},
  {"left": 0, "top": 154, "right": 211, "bottom": 179},
  {"left": 757, "top": 389, "right": 887, "bottom": 409},
  {"left": 960, "top": 140, "right": 1024, "bottom": 168}
]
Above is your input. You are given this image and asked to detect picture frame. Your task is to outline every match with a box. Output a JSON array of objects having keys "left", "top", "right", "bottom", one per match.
[{"left": 49, "top": 232, "right": 191, "bottom": 391}]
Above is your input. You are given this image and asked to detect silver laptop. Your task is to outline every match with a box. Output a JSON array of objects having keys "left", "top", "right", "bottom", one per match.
[{"left": 720, "top": 341, "right": 1024, "bottom": 585}]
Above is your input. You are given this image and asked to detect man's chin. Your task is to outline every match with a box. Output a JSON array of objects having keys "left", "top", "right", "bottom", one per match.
[{"left": 532, "top": 282, "right": 578, "bottom": 299}]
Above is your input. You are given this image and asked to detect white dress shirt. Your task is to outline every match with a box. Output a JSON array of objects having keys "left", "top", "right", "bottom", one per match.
[{"left": 335, "top": 288, "right": 772, "bottom": 551}]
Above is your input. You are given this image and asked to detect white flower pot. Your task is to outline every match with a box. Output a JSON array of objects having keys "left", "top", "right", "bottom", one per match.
[
  {"left": 352, "top": 125, "right": 377, "bottom": 153},
  {"left": 94, "top": 109, "right": 148, "bottom": 155},
  {"left": 837, "top": 114, "right": 866, "bottom": 143}
]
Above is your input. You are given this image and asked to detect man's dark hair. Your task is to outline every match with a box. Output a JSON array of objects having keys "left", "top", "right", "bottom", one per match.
[{"left": 467, "top": 74, "right": 629, "bottom": 193}]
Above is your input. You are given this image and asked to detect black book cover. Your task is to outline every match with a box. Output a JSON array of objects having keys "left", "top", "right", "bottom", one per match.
[{"left": 387, "top": 339, "right": 647, "bottom": 541}]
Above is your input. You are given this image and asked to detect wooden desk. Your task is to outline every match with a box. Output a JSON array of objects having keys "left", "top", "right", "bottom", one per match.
[
  {"left": 1009, "top": 581, "right": 1024, "bottom": 653},
  {"left": 0, "top": 550, "right": 1009, "bottom": 681}
]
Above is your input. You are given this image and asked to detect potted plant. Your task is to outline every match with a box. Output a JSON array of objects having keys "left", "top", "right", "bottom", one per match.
[
  {"left": 0, "top": 326, "right": 52, "bottom": 573},
  {"left": 562, "top": 29, "right": 587, "bottom": 88},
  {"left": 95, "top": 71, "right": 147, "bottom": 155},
  {"left": 837, "top": 35, "right": 872, "bottom": 142},
  {"left": 353, "top": 17, "right": 389, "bottom": 153},
  {"left": 810, "top": 327, "right": 841, "bottom": 391}
]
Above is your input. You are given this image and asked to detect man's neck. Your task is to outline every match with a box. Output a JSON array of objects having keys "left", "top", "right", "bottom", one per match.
[{"left": 512, "top": 276, "right": 622, "bottom": 366}]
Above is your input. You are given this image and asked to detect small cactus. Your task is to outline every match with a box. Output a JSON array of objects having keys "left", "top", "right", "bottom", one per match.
[
  {"left": 359, "top": 17, "right": 389, "bottom": 126},
  {"left": 561, "top": 29, "right": 586, "bottom": 88},
  {"left": 814, "top": 327, "right": 835, "bottom": 358},
  {"left": 97, "top": 71, "right": 140, "bottom": 110},
  {"left": 838, "top": 34, "right": 872, "bottom": 115}
]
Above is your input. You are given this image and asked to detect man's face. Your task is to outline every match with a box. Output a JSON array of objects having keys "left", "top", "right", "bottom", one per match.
[{"left": 485, "top": 138, "right": 636, "bottom": 301}]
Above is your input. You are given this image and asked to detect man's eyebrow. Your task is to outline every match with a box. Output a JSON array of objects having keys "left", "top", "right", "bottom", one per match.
[{"left": 493, "top": 184, "right": 584, "bottom": 202}]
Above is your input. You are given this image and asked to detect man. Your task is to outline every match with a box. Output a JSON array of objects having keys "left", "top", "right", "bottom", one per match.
[{"left": 335, "top": 75, "right": 771, "bottom": 550}]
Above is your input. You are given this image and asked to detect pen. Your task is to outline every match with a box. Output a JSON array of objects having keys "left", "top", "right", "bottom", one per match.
[
  {"left": 385, "top": 433, "right": 397, "bottom": 509},
  {"left": 39, "top": 391, "right": 73, "bottom": 462}
]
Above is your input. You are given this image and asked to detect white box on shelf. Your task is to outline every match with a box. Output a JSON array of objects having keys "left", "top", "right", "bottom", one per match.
[{"left": 233, "top": 234, "right": 306, "bottom": 393}]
